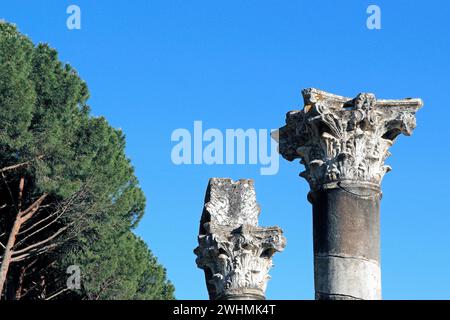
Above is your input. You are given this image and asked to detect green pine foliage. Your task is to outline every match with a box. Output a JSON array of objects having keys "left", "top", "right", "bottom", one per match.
[{"left": 0, "top": 22, "right": 174, "bottom": 300}]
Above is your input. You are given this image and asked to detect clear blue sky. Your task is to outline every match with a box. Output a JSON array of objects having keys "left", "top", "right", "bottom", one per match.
[{"left": 1, "top": 0, "right": 449, "bottom": 299}]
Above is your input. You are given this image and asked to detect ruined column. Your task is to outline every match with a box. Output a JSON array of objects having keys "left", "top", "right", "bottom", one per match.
[
  {"left": 274, "top": 88, "right": 422, "bottom": 300},
  {"left": 194, "top": 178, "right": 286, "bottom": 300}
]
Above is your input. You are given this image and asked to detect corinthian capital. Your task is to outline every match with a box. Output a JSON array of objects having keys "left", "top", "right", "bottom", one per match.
[
  {"left": 273, "top": 88, "right": 423, "bottom": 190},
  {"left": 194, "top": 178, "right": 286, "bottom": 300}
]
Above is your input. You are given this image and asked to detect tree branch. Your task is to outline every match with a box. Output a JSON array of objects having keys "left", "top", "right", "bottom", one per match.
[
  {"left": 11, "top": 243, "right": 59, "bottom": 262},
  {"left": 12, "top": 225, "right": 68, "bottom": 256},
  {"left": 19, "top": 194, "right": 48, "bottom": 222},
  {"left": 45, "top": 287, "right": 69, "bottom": 300},
  {"left": 0, "top": 156, "right": 44, "bottom": 173}
]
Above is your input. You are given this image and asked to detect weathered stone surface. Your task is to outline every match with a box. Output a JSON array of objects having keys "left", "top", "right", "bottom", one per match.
[
  {"left": 310, "top": 183, "right": 382, "bottom": 300},
  {"left": 309, "top": 183, "right": 381, "bottom": 262},
  {"left": 274, "top": 88, "right": 422, "bottom": 300},
  {"left": 273, "top": 88, "right": 423, "bottom": 190},
  {"left": 194, "top": 178, "right": 286, "bottom": 300},
  {"left": 314, "top": 254, "right": 381, "bottom": 300}
]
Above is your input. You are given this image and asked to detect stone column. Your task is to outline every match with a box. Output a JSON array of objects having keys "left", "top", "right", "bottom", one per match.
[
  {"left": 194, "top": 178, "right": 286, "bottom": 300},
  {"left": 274, "top": 88, "right": 422, "bottom": 300}
]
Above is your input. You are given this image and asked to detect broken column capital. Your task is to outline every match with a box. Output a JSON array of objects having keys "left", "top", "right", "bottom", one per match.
[
  {"left": 273, "top": 88, "right": 423, "bottom": 190},
  {"left": 194, "top": 178, "right": 286, "bottom": 300}
]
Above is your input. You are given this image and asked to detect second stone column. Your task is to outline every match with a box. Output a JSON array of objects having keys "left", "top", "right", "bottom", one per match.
[{"left": 194, "top": 178, "right": 286, "bottom": 300}]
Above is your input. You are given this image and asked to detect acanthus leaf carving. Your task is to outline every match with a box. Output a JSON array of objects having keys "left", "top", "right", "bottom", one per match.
[
  {"left": 274, "top": 88, "right": 423, "bottom": 190},
  {"left": 194, "top": 178, "right": 286, "bottom": 300}
]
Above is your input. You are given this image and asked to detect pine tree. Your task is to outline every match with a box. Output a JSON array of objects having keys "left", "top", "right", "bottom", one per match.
[{"left": 0, "top": 22, "right": 174, "bottom": 300}]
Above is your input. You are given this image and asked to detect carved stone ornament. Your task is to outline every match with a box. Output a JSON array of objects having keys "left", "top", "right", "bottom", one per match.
[
  {"left": 273, "top": 88, "right": 423, "bottom": 190},
  {"left": 194, "top": 178, "right": 286, "bottom": 300}
]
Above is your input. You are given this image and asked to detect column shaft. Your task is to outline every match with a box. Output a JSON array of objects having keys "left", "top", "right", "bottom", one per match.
[{"left": 309, "top": 182, "right": 381, "bottom": 300}]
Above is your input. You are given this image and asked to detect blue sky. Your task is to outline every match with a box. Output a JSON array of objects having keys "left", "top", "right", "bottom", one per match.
[{"left": 1, "top": 0, "right": 449, "bottom": 299}]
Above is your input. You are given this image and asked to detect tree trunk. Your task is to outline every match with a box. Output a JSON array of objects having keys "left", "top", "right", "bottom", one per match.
[{"left": 0, "top": 214, "right": 23, "bottom": 297}]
